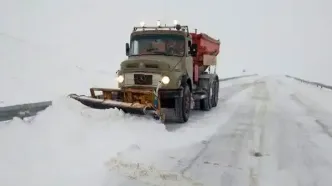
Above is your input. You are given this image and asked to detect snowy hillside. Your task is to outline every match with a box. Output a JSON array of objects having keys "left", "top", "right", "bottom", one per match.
[{"left": 0, "top": 33, "right": 119, "bottom": 106}]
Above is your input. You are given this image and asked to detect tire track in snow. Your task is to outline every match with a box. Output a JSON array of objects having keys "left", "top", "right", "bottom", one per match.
[
  {"left": 275, "top": 112, "right": 332, "bottom": 186},
  {"left": 103, "top": 79, "right": 263, "bottom": 186},
  {"left": 290, "top": 94, "right": 332, "bottom": 138},
  {"left": 169, "top": 80, "right": 270, "bottom": 186},
  {"left": 248, "top": 81, "right": 271, "bottom": 186},
  {"left": 315, "top": 120, "right": 332, "bottom": 138},
  {"left": 257, "top": 79, "right": 332, "bottom": 186},
  {"left": 174, "top": 80, "right": 263, "bottom": 174}
]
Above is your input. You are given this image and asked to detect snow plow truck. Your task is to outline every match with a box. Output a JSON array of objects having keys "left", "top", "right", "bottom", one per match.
[{"left": 69, "top": 21, "right": 220, "bottom": 123}]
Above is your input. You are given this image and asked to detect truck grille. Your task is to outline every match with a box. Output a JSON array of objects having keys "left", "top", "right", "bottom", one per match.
[
  {"left": 133, "top": 74, "right": 153, "bottom": 85},
  {"left": 124, "top": 73, "right": 161, "bottom": 87}
]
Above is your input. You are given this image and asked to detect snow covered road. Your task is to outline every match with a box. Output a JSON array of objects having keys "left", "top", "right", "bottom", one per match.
[
  {"left": 1, "top": 76, "right": 332, "bottom": 186},
  {"left": 102, "top": 77, "right": 332, "bottom": 186}
]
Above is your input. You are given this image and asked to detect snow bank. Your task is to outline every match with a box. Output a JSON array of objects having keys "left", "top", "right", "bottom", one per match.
[{"left": 0, "top": 94, "right": 228, "bottom": 186}]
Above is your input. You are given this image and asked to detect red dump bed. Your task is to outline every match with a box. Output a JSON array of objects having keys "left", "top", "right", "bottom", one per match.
[
  {"left": 190, "top": 32, "right": 220, "bottom": 83},
  {"left": 190, "top": 32, "right": 220, "bottom": 65}
]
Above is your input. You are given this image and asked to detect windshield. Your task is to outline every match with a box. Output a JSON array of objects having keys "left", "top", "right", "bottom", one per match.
[{"left": 129, "top": 34, "right": 185, "bottom": 57}]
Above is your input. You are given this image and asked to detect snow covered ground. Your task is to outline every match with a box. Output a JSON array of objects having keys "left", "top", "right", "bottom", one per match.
[{"left": 1, "top": 75, "right": 332, "bottom": 186}]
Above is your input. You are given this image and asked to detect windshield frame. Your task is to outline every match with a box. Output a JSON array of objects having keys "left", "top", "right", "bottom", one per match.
[{"left": 129, "top": 34, "right": 186, "bottom": 57}]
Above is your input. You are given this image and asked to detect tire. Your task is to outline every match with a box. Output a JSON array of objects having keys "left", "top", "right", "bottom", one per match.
[
  {"left": 200, "top": 81, "right": 213, "bottom": 111},
  {"left": 175, "top": 84, "right": 191, "bottom": 123},
  {"left": 211, "top": 79, "right": 219, "bottom": 107}
]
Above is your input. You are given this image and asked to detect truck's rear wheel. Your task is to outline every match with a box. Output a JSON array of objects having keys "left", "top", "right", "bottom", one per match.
[
  {"left": 211, "top": 79, "right": 219, "bottom": 107},
  {"left": 200, "top": 81, "right": 213, "bottom": 111},
  {"left": 174, "top": 84, "right": 191, "bottom": 123}
]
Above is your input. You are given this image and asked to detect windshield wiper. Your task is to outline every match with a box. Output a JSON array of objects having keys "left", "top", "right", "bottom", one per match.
[
  {"left": 150, "top": 51, "right": 172, "bottom": 56},
  {"left": 144, "top": 48, "right": 181, "bottom": 56},
  {"left": 146, "top": 48, "right": 158, "bottom": 52}
]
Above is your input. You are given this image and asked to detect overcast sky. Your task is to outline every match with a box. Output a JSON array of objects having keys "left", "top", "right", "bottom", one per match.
[{"left": 1, "top": 0, "right": 331, "bottom": 83}]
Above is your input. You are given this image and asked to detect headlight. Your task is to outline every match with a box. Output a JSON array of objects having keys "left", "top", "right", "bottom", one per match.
[
  {"left": 161, "top": 76, "right": 170, "bottom": 84},
  {"left": 117, "top": 75, "right": 124, "bottom": 83}
]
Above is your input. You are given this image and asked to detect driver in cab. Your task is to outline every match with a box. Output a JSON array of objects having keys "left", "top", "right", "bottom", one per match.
[{"left": 166, "top": 40, "right": 184, "bottom": 56}]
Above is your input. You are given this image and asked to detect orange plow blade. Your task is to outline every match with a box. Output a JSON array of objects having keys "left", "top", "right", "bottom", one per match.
[{"left": 68, "top": 87, "right": 162, "bottom": 119}]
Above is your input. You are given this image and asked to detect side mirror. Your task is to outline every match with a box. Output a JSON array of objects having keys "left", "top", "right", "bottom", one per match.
[
  {"left": 190, "top": 43, "right": 197, "bottom": 57},
  {"left": 125, "top": 43, "right": 130, "bottom": 56},
  {"left": 187, "top": 41, "right": 192, "bottom": 54}
]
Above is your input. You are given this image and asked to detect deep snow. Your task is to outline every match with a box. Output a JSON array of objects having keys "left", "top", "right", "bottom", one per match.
[{"left": 0, "top": 77, "right": 257, "bottom": 186}]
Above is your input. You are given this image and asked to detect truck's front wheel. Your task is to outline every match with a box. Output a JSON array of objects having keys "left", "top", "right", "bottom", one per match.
[{"left": 175, "top": 84, "right": 191, "bottom": 123}]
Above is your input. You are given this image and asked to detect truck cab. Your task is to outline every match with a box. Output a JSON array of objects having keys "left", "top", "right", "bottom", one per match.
[{"left": 117, "top": 24, "right": 197, "bottom": 91}]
